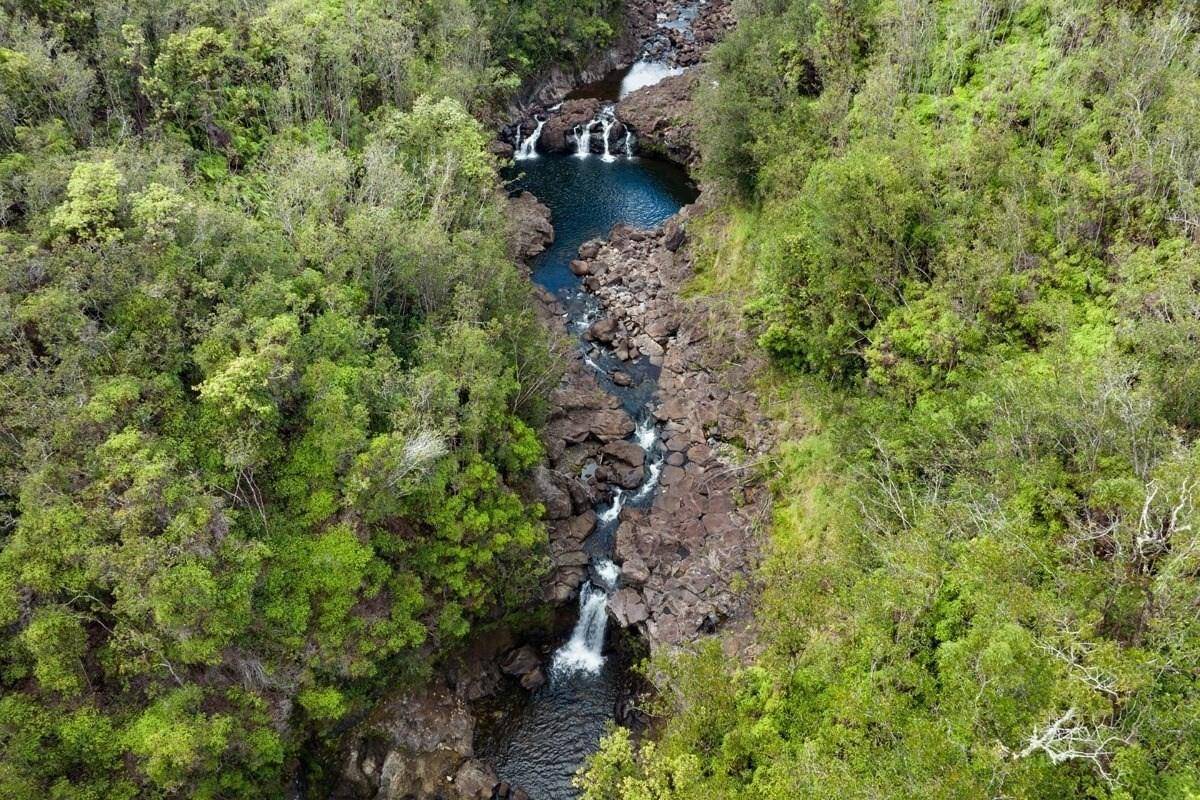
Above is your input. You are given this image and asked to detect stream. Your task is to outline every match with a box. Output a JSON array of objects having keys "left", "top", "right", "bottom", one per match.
[{"left": 475, "top": 138, "right": 696, "bottom": 799}]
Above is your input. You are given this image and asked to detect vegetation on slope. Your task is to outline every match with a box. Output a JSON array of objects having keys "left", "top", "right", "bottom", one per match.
[
  {"left": 583, "top": 0, "right": 1200, "bottom": 797},
  {"left": 0, "top": 0, "right": 618, "bottom": 796}
]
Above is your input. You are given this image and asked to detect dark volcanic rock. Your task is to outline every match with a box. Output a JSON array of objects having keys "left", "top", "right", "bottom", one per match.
[
  {"left": 617, "top": 71, "right": 701, "bottom": 165},
  {"left": 507, "top": 192, "right": 554, "bottom": 262},
  {"left": 541, "top": 98, "right": 601, "bottom": 153}
]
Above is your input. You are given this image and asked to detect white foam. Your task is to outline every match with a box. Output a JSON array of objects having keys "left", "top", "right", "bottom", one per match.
[{"left": 620, "top": 61, "right": 686, "bottom": 98}]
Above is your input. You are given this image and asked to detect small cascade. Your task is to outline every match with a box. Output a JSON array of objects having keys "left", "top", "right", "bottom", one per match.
[
  {"left": 515, "top": 117, "right": 546, "bottom": 160},
  {"left": 623, "top": 130, "right": 635, "bottom": 157},
  {"left": 598, "top": 489, "right": 625, "bottom": 523},
  {"left": 619, "top": 60, "right": 686, "bottom": 98},
  {"left": 634, "top": 458, "right": 663, "bottom": 502},
  {"left": 599, "top": 107, "right": 617, "bottom": 162},
  {"left": 594, "top": 559, "right": 620, "bottom": 590},
  {"left": 634, "top": 417, "right": 658, "bottom": 451},
  {"left": 574, "top": 122, "right": 593, "bottom": 158},
  {"left": 552, "top": 582, "right": 609, "bottom": 674}
]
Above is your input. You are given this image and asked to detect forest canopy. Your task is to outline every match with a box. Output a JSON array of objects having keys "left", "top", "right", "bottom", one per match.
[
  {"left": 0, "top": 0, "right": 619, "bottom": 796},
  {"left": 582, "top": 1, "right": 1200, "bottom": 798}
]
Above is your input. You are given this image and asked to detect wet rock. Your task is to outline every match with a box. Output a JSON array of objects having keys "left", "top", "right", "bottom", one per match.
[
  {"left": 587, "top": 317, "right": 618, "bottom": 343},
  {"left": 500, "top": 646, "right": 546, "bottom": 693},
  {"left": 540, "top": 98, "right": 601, "bottom": 153},
  {"left": 612, "top": 370, "right": 633, "bottom": 387},
  {"left": 604, "top": 439, "right": 645, "bottom": 469},
  {"left": 569, "top": 259, "right": 592, "bottom": 276},
  {"left": 453, "top": 759, "right": 498, "bottom": 799}
]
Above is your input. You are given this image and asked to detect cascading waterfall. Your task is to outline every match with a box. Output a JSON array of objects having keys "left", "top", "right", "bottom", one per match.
[
  {"left": 623, "top": 130, "right": 635, "bottom": 157},
  {"left": 599, "top": 107, "right": 617, "bottom": 162},
  {"left": 552, "top": 582, "right": 610, "bottom": 674},
  {"left": 619, "top": 60, "right": 686, "bottom": 98},
  {"left": 574, "top": 121, "right": 593, "bottom": 158},
  {"left": 515, "top": 117, "right": 546, "bottom": 160}
]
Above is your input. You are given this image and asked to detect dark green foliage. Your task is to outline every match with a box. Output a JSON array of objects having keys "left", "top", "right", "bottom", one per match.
[{"left": 0, "top": 0, "right": 587, "bottom": 795}]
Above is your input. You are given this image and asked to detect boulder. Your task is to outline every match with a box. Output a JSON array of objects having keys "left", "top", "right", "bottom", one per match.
[
  {"left": 533, "top": 466, "right": 572, "bottom": 520},
  {"left": 500, "top": 646, "right": 539, "bottom": 678},
  {"left": 506, "top": 192, "right": 553, "bottom": 262},
  {"left": 453, "top": 759, "right": 498, "bottom": 799},
  {"left": 587, "top": 317, "right": 618, "bottom": 343},
  {"left": 604, "top": 439, "right": 646, "bottom": 468},
  {"left": 608, "top": 587, "right": 649, "bottom": 627},
  {"left": 620, "top": 557, "right": 651, "bottom": 586},
  {"left": 578, "top": 239, "right": 603, "bottom": 259}
]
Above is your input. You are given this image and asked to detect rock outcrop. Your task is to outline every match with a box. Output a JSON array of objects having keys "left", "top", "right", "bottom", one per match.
[
  {"left": 616, "top": 71, "right": 700, "bottom": 165},
  {"left": 336, "top": 681, "right": 494, "bottom": 800},
  {"left": 506, "top": 192, "right": 553, "bottom": 262}
]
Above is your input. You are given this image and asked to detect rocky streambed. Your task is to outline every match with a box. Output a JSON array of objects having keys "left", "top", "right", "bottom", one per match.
[{"left": 334, "top": 3, "right": 764, "bottom": 798}]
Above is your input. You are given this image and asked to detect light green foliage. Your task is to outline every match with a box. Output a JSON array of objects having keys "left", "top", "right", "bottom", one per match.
[
  {"left": 584, "top": 1, "right": 1200, "bottom": 798},
  {"left": 21, "top": 607, "right": 87, "bottom": 694},
  {"left": 0, "top": 0, "right": 576, "bottom": 795},
  {"left": 49, "top": 159, "right": 122, "bottom": 243}
]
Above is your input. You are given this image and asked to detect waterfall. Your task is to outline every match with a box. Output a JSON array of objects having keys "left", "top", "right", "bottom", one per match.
[
  {"left": 515, "top": 117, "right": 546, "bottom": 160},
  {"left": 594, "top": 559, "right": 620, "bottom": 589},
  {"left": 623, "top": 130, "right": 635, "bottom": 157},
  {"left": 619, "top": 60, "right": 686, "bottom": 99},
  {"left": 600, "top": 108, "right": 617, "bottom": 162},
  {"left": 552, "top": 582, "right": 609, "bottom": 674},
  {"left": 574, "top": 122, "right": 593, "bottom": 157}
]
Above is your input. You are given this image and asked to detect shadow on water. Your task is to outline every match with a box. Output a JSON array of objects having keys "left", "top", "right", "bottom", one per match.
[{"left": 477, "top": 155, "right": 695, "bottom": 799}]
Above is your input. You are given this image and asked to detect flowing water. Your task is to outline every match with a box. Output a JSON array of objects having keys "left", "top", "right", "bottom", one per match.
[{"left": 477, "top": 152, "right": 696, "bottom": 798}]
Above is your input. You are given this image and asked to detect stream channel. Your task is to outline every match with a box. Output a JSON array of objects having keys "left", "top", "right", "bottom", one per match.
[{"left": 475, "top": 97, "right": 697, "bottom": 799}]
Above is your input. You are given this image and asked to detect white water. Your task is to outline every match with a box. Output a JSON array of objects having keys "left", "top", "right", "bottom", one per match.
[
  {"left": 598, "top": 489, "right": 625, "bottom": 523},
  {"left": 600, "top": 109, "right": 617, "bottom": 162},
  {"left": 574, "top": 122, "right": 593, "bottom": 157},
  {"left": 623, "top": 130, "right": 635, "bottom": 157},
  {"left": 594, "top": 559, "right": 620, "bottom": 589},
  {"left": 634, "top": 418, "right": 658, "bottom": 451},
  {"left": 515, "top": 117, "right": 546, "bottom": 160},
  {"left": 634, "top": 458, "right": 663, "bottom": 502},
  {"left": 619, "top": 60, "right": 686, "bottom": 98},
  {"left": 552, "top": 582, "right": 609, "bottom": 674}
]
